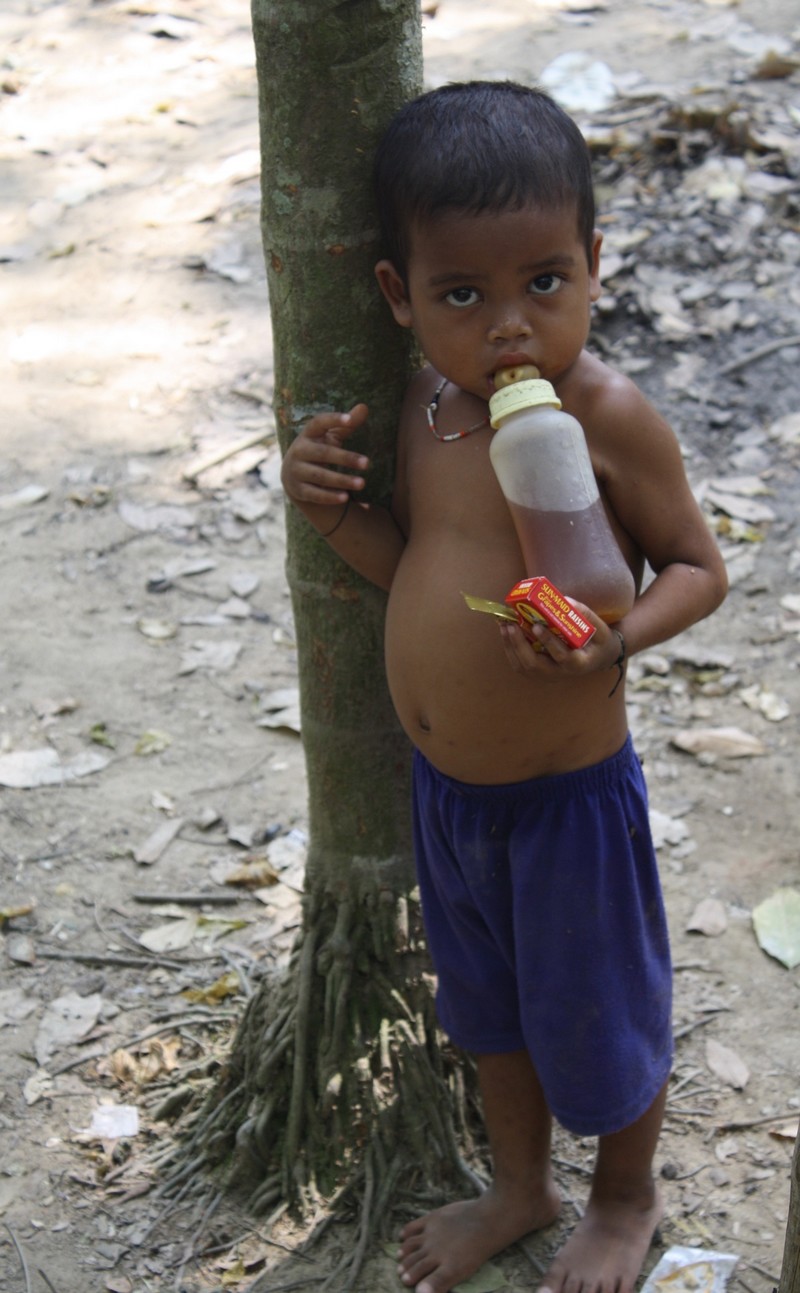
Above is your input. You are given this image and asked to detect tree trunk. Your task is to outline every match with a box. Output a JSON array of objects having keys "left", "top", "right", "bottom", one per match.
[
  {"left": 164, "top": 2, "right": 484, "bottom": 1282},
  {"left": 779, "top": 1126, "right": 800, "bottom": 1293}
]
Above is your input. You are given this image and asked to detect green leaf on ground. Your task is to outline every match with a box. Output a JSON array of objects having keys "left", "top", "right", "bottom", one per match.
[{"left": 752, "top": 887, "right": 800, "bottom": 968}]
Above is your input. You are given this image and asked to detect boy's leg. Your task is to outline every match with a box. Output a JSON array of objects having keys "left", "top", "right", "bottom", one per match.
[
  {"left": 398, "top": 1049, "right": 561, "bottom": 1293},
  {"left": 537, "top": 1079, "right": 668, "bottom": 1293}
]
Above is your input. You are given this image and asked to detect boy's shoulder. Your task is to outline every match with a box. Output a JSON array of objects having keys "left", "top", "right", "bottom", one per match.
[{"left": 560, "top": 350, "right": 666, "bottom": 438}]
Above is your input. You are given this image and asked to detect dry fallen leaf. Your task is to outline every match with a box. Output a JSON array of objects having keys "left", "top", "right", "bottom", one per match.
[
  {"left": 105, "top": 1275, "right": 135, "bottom": 1293},
  {"left": 35, "top": 992, "right": 103, "bottom": 1066},
  {"left": 0, "top": 747, "right": 110, "bottom": 788},
  {"left": 224, "top": 858, "right": 279, "bottom": 888},
  {"left": 5, "top": 933, "right": 36, "bottom": 964},
  {"left": 0, "top": 902, "right": 35, "bottom": 923},
  {"left": 671, "top": 727, "right": 767, "bottom": 759},
  {"left": 739, "top": 685, "right": 790, "bottom": 722},
  {"left": 139, "top": 916, "right": 199, "bottom": 953},
  {"left": 179, "top": 639, "right": 243, "bottom": 675},
  {"left": 137, "top": 617, "right": 178, "bottom": 641},
  {"left": 134, "top": 729, "right": 172, "bottom": 756},
  {"left": 649, "top": 809, "right": 691, "bottom": 850},
  {"left": 107, "top": 1037, "right": 182, "bottom": 1087},
  {"left": 0, "top": 483, "right": 49, "bottom": 509},
  {"left": 0, "top": 986, "right": 39, "bottom": 1028},
  {"left": 256, "top": 686, "right": 301, "bottom": 734},
  {"left": 183, "top": 971, "right": 241, "bottom": 1004},
  {"left": 705, "top": 1038, "right": 750, "bottom": 1089},
  {"left": 768, "top": 1119, "right": 800, "bottom": 1141},
  {"left": 687, "top": 897, "right": 728, "bottom": 937},
  {"left": 133, "top": 817, "right": 185, "bottom": 866},
  {"left": 705, "top": 485, "right": 776, "bottom": 524}
]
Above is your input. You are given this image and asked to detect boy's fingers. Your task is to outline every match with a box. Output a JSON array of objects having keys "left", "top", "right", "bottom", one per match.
[{"left": 305, "top": 402, "right": 369, "bottom": 442}]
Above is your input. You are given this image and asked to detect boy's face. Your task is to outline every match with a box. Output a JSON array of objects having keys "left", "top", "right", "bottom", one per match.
[{"left": 375, "top": 203, "right": 602, "bottom": 401}]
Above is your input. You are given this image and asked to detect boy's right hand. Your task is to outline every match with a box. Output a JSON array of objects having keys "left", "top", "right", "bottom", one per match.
[{"left": 281, "top": 403, "right": 370, "bottom": 509}]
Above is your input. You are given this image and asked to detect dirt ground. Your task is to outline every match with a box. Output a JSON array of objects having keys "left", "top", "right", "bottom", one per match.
[{"left": 1, "top": 1, "right": 799, "bottom": 1290}]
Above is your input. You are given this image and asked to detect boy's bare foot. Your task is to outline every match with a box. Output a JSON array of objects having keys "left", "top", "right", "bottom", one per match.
[
  {"left": 537, "top": 1184, "right": 663, "bottom": 1293},
  {"left": 397, "top": 1181, "right": 561, "bottom": 1293}
]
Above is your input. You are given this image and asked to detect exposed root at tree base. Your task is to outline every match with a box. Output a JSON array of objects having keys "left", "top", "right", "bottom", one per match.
[{"left": 156, "top": 880, "right": 486, "bottom": 1289}]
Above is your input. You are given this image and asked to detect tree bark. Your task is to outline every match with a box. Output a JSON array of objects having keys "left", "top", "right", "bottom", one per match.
[
  {"left": 164, "top": 3, "right": 484, "bottom": 1281},
  {"left": 779, "top": 1126, "right": 800, "bottom": 1293}
]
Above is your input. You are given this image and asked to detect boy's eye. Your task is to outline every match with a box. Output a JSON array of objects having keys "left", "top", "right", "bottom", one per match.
[
  {"left": 445, "top": 287, "right": 480, "bottom": 307},
  {"left": 529, "top": 274, "right": 563, "bottom": 296}
]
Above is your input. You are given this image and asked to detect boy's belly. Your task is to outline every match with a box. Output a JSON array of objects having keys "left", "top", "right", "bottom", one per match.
[{"left": 385, "top": 538, "right": 628, "bottom": 784}]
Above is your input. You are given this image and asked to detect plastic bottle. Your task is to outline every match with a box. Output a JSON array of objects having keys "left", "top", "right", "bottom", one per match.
[{"left": 488, "top": 367, "right": 635, "bottom": 623}]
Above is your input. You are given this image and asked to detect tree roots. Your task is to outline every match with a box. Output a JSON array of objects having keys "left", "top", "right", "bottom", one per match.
[{"left": 161, "top": 873, "right": 484, "bottom": 1288}]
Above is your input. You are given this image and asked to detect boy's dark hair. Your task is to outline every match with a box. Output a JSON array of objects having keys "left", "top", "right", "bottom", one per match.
[{"left": 374, "top": 81, "right": 596, "bottom": 280}]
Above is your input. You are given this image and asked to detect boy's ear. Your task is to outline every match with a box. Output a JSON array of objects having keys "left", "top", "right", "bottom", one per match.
[
  {"left": 375, "top": 259, "right": 413, "bottom": 327},
  {"left": 588, "top": 230, "right": 603, "bottom": 303}
]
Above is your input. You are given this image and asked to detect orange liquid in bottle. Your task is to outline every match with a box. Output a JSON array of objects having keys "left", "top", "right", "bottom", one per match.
[{"left": 507, "top": 499, "right": 635, "bottom": 623}]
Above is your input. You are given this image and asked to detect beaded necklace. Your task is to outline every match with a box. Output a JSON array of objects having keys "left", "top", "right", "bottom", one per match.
[{"left": 425, "top": 378, "right": 490, "bottom": 442}]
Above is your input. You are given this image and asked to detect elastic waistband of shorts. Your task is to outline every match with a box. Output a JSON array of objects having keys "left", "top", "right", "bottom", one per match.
[{"left": 413, "top": 734, "right": 638, "bottom": 807}]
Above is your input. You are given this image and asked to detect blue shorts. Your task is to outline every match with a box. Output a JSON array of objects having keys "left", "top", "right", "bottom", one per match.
[{"left": 412, "top": 737, "right": 673, "bottom": 1136}]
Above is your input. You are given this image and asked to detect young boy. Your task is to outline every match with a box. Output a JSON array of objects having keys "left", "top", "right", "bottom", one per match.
[{"left": 280, "top": 82, "right": 727, "bottom": 1293}]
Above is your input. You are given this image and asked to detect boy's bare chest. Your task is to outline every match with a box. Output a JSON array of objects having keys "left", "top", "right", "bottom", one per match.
[{"left": 406, "top": 428, "right": 509, "bottom": 528}]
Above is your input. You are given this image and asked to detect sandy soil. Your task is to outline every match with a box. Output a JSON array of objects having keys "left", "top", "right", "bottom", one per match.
[{"left": 1, "top": 1, "right": 799, "bottom": 1290}]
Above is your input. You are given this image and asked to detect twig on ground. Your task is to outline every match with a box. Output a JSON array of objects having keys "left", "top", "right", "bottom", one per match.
[
  {"left": 668, "top": 1067, "right": 704, "bottom": 1096},
  {"left": 734, "top": 1273, "right": 762, "bottom": 1293},
  {"left": 219, "top": 946, "right": 254, "bottom": 997},
  {"left": 553, "top": 1154, "right": 593, "bottom": 1176},
  {"left": 669, "top": 1084, "right": 718, "bottom": 1102},
  {"left": 50, "top": 1045, "right": 107, "bottom": 1076},
  {"left": 715, "top": 1113, "right": 798, "bottom": 1132},
  {"left": 3, "top": 1224, "right": 32, "bottom": 1293},
  {"left": 173, "top": 1188, "right": 223, "bottom": 1288},
  {"left": 123, "top": 1012, "right": 236, "bottom": 1049},
  {"left": 133, "top": 891, "right": 241, "bottom": 905},
  {"left": 36, "top": 948, "right": 213, "bottom": 972},
  {"left": 674, "top": 1008, "right": 728, "bottom": 1040},
  {"left": 516, "top": 1238, "right": 547, "bottom": 1275},
  {"left": 248, "top": 1278, "right": 326, "bottom": 1293},
  {"left": 670, "top": 1163, "right": 715, "bottom": 1181},
  {"left": 249, "top": 1223, "right": 317, "bottom": 1263},
  {"left": 188, "top": 753, "right": 272, "bottom": 796},
  {"left": 665, "top": 1106, "right": 716, "bottom": 1119},
  {"left": 717, "top": 334, "right": 800, "bottom": 378},
  {"left": 742, "top": 1260, "right": 781, "bottom": 1283},
  {"left": 109, "top": 1180, "right": 156, "bottom": 1205},
  {"left": 182, "top": 429, "right": 276, "bottom": 482},
  {"left": 37, "top": 1270, "right": 60, "bottom": 1293}
]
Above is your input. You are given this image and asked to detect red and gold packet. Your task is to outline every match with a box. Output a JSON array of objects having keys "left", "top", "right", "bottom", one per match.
[{"left": 463, "top": 576, "right": 595, "bottom": 650}]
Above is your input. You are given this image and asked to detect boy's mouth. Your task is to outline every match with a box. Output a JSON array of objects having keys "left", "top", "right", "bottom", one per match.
[{"left": 489, "top": 358, "right": 541, "bottom": 393}]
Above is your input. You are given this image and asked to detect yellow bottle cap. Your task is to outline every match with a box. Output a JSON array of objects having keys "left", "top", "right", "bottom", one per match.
[{"left": 489, "top": 378, "right": 561, "bottom": 429}]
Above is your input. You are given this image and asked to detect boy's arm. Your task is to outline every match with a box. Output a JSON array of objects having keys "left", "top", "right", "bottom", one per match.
[
  {"left": 280, "top": 402, "right": 406, "bottom": 593},
  {"left": 600, "top": 383, "right": 728, "bottom": 657}
]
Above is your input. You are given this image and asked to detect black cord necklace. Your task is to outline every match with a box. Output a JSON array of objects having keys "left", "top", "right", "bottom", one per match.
[{"left": 425, "top": 378, "right": 490, "bottom": 442}]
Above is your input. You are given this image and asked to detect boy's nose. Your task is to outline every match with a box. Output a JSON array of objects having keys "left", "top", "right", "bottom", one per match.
[{"left": 487, "top": 312, "right": 533, "bottom": 342}]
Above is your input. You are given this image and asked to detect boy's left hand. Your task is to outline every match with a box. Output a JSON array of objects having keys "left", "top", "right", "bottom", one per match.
[{"left": 499, "top": 601, "right": 623, "bottom": 684}]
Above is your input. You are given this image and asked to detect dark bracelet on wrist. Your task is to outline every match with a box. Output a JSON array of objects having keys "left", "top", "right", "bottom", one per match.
[
  {"left": 608, "top": 629, "right": 626, "bottom": 698},
  {"left": 319, "top": 495, "right": 351, "bottom": 539}
]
